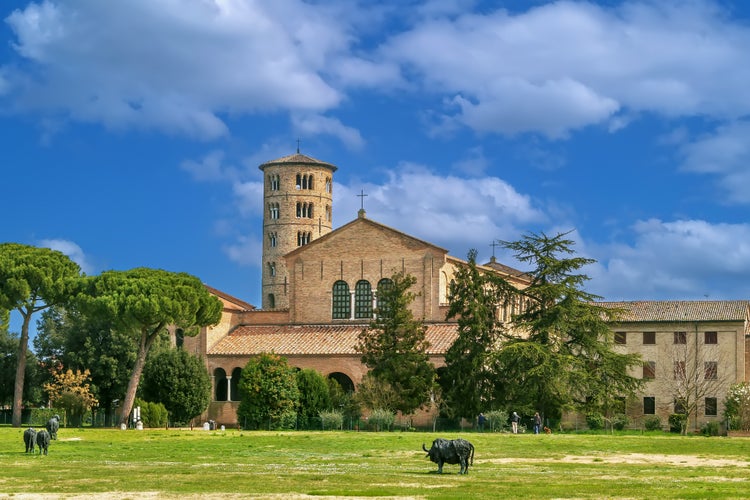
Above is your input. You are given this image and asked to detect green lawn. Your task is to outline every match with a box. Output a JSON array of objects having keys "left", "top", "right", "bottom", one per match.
[{"left": 3, "top": 427, "right": 750, "bottom": 499}]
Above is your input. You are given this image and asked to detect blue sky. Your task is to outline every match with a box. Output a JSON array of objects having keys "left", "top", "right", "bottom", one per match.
[{"left": 2, "top": 0, "right": 750, "bottom": 329}]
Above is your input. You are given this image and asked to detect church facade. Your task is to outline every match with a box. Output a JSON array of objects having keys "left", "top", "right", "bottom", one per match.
[{"left": 184, "top": 152, "right": 750, "bottom": 431}]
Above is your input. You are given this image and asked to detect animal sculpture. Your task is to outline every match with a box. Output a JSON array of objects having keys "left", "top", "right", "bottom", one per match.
[
  {"left": 36, "top": 429, "right": 51, "bottom": 456},
  {"left": 46, "top": 414, "right": 60, "bottom": 440},
  {"left": 23, "top": 427, "right": 37, "bottom": 453},
  {"left": 422, "top": 438, "right": 475, "bottom": 474}
]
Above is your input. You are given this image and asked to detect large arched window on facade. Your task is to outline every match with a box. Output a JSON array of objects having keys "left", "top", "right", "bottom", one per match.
[
  {"left": 332, "top": 280, "right": 350, "bottom": 319},
  {"left": 376, "top": 278, "right": 394, "bottom": 317},
  {"left": 213, "top": 368, "right": 228, "bottom": 401},
  {"left": 230, "top": 367, "right": 242, "bottom": 402},
  {"left": 354, "top": 280, "right": 372, "bottom": 319}
]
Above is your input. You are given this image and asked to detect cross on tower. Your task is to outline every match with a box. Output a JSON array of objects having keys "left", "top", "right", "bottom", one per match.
[
  {"left": 296, "top": 138, "right": 300, "bottom": 154},
  {"left": 357, "top": 189, "right": 368, "bottom": 210},
  {"left": 490, "top": 240, "right": 500, "bottom": 258}
]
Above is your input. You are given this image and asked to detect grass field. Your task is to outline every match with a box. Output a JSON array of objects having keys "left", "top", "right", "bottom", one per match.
[{"left": 2, "top": 427, "right": 750, "bottom": 499}]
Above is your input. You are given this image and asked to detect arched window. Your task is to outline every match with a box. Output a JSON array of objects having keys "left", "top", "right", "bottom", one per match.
[
  {"left": 269, "top": 232, "right": 277, "bottom": 248},
  {"left": 297, "top": 231, "right": 311, "bottom": 246},
  {"left": 268, "top": 262, "right": 276, "bottom": 277},
  {"left": 230, "top": 368, "right": 242, "bottom": 402},
  {"left": 439, "top": 271, "right": 448, "bottom": 304},
  {"left": 295, "top": 173, "right": 302, "bottom": 189},
  {"left": 325, "top": 177, "right": 332, "bottom": 193},
  {"left": 269, "top": 174, "right": 280, "bottom": 191},
  {"left": 326, "top": 205, "right": 331, "bottom": 222},
  {"left": 332, "top": 280, "right": 350, "bottom": 319},
  {"left": 296, "top": 202, "right": 313, "bottom": 218},
  {"left": 268, "top": 293, "right": 275, "bottom": 309},
  {"left": 213, "top": 368, "right": 228, "bottom": 401},
  {"left": 269, "top": 203, "right": 279, "bottom": 220},
  {"left": 355, "top": 280, "right": 373, "bottom": 319},
  {"left": 376, "top": 278, "right": 394, "bottom": 317},
  {"left": 307, "top": 174, "right": 314, "bottom": 190}
]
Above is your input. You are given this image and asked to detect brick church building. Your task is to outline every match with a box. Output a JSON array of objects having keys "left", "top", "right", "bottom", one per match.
[{"left": 184, "top": 152, "right": 750, "bottom": 431}]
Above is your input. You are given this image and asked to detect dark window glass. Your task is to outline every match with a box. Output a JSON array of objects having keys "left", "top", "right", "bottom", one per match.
[
  {"left": 643, "top": 331, "right": 656, "bottom": 344},
  {"left": 332, "top": 281, "right": 350, "bottom": 319},
  {"left": 644, "top": 397, "right": 655, "bottom": 415},
  {"left": 354, "top": 280, "right": 372, "bottom": 319}
]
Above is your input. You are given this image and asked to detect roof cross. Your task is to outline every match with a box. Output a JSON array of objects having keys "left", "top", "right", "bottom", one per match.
[{"left": 357, "top": 189, "right": 368, "bottom": 210}]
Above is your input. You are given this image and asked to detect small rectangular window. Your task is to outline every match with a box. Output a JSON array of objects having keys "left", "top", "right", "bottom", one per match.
[
  {"left": 643, "top": 332, "right": 656, "bottom": 345},
  {"left": 705, "top": 361, "right": 718, "bottom": 380},
  {"left": 705, "top": 331, "right": 718, "bottom": 344},
  {"left": 674, "top": 331, "right": 687, "bottom": 344},
  {"left": 614, "top": 331, "right": 626, "bottom": 345},
  {"left": 643, "top": 361, "right": 656, "bottom": 380},
  {"left": 705, "top": 397, "right": 718, "bottom": 416},
  {"left": 643, "top": 397, "right": 655, "bottom": 415}
]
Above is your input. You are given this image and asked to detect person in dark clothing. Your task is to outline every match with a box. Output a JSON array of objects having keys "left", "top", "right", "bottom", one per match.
[
  {"left": 533, "top": 412, "right": 542, "bottom": 434},
  {"left": 477, "top": 412, "right": 487, "bottom": 432}
]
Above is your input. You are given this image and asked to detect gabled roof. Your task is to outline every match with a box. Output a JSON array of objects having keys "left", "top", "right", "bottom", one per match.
[
  {"left": 599, "top": 300, "right": 750, "bottom": 323},
  {"left": 204, "top": 285, "right": 255, "bottom": 312},
  {"left": 258, "top": 153, "right": 337, "bottom": 172},
  {"left": 208, "top": 323, "right": 458, "bottom": 356},
  {"left": 284, "top": 213, "right": 449, "bottom": 259}
]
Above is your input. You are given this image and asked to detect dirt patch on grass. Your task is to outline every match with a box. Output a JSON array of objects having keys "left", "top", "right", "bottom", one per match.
[
  {"left": 0, "top": 495, "right": 423, "bottom": 500},
  {"left": 483, "top": 453, "right": 749, "bottom": 467}
]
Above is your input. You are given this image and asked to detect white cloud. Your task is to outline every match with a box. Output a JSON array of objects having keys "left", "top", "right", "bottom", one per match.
[
  {"left": 679, "top": 120, "right": 750, "bottom": 204},
  {"left": 334, "top": 162, "right": 547, "bottom": 261},
  {"left": 180, "top": 150, "right": 240, "bottom": 182},
  {"left": 3, "top": 0, "right": 349, "bottom": 139},
  {"left": 587, "top": 219, "right": 750, "bottom": 300},
  {"left": 38, "top": 238, "right": 93, "bottom": 275},
  {"left": 223, "top": 235, "right": 262, "bottom": 267},
  {"left": 291, "top": 113, "right": 365, "bottom": 151},
  {"left": 379, "top": 1, "right": 750, "bottom": 137}
]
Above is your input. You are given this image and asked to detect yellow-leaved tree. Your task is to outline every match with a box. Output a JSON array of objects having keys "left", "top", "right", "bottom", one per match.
[{"left": 44, "top": 367, "right": 99, "bottom": 427}]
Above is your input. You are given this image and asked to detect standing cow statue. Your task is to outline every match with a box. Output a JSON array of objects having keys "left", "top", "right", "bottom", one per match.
[
  {"left": 23, "top": 428, "right": 37, "bottom": 453},
  {"left": 422, "top": 438, "right": 475, "bottom": 474},
  {"left": 36, "top": 429, "right": 51, "bottom": 456},
  {"left": 46, "top": 415, "right": 60, "bottom": 440}
]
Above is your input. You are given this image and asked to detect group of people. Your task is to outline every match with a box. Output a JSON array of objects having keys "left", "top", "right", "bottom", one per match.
[{"left": 476, "top": 411, "right": 543, "bottom": 434}]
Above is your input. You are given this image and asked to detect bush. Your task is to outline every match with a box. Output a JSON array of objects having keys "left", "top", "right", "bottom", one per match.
[
  {"left": 367, "top": 409, "right": 395, "bottom": 431},
  {"left": 319, "top": 410, "right": 343, "bottom": 430},
  {"left": 701, "top": 421, "right": 720, "bottom": 436},
  {"left": 669, "top": 413, "right": 687, "bottom": 433},
  {"left": 611, "top": 413, "right": 629, "bottom": 431},
  {"left": 586, "top": 413, "right": 605, "bottom": 430},
  {"left": 484, "top": 410, "right": 508, "bottom": 432},
  {"left": 644, "top": 416, "right": 662, "bottom": 431},
  {"left": 134, "top": 399, "right": 168, "bottom": 428}
]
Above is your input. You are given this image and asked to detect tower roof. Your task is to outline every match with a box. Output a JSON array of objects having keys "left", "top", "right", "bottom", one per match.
[{"left": 258, "top": 152, "right": 337, "bottom": 172}]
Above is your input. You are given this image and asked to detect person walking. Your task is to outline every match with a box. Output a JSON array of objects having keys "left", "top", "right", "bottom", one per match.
[
  {"left": 533, "top": 412, "right": 542, "bottom": 434},
  {"left": 511, "top": 411, "right": 520, "bottom": 434},
  {"left": 477, "top": 412, "right": 487, "bottom": 432}
]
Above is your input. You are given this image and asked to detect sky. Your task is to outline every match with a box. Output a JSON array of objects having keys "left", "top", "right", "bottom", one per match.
[{"left": 2, "top": 0, "right": 750, "bottom": 332}]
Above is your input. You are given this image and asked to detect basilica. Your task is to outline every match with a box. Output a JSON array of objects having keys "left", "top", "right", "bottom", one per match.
[{"left": 183, "top": 152, "right": 750, "bottom": 431}]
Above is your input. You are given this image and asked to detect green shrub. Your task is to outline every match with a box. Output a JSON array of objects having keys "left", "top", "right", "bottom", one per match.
[
  {"left": 134, "top": 399, "right": 168, "bottom": 428},
  {"left": 669, "top": 413, "right": 687, "bottom": 433},
  {"left": 484, "top": 410, "right": 508, "bottom": 432},
  {"left": 367, "top": 409, "right": 395, "bottom": 431},
  {"left": 611, "top": 413, "right": 629, "bottom": 431},
  {"left": 644, "top": 416, "right": 662, "bottom": 431},
  {"left": 701, "top": 421, "right": 720, "bottom": 436},
  {"left": 586, "top": 413, "right": 605, "bottom": 430},
  {"left": 319, "top": 410, "right": 343, "bottom": 430}
]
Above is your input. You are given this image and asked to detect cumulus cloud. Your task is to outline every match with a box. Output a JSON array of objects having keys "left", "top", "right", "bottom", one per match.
[
  {"left": 334, "top": 162, "right": 548, "bottom": 262},
  {"left": 3, "top": 0, "right": 348, "bottom": 139},
  {"left": 587, "top": 219, "right": 750, "bottom": 300},
  {"left": 678, "top": 120, "right": 750, "bottom": 204},
  {"left": 291, "top": 113, "right": 365, "bottom": 151},
  {"left": 38, "top": 238, "right": 93, "bottom": 275},
  {"left": 380, "top": 1, "right": 750, "bottom": 137},
  {"left": 180, "top": 150, "right": 241, "bottom": 182}
]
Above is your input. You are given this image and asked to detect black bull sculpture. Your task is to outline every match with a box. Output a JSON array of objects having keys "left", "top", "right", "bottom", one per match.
[{"left": 422, "top": 438, "right": 475, "bottom": 474}]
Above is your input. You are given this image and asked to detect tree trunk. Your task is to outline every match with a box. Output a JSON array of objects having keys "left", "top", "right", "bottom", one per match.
[
  {"left": 118, "top": 326, "right": 159, "bottom": 427},
  {"left": 12, "top": 312, "right": 32, "bottom": 427}
]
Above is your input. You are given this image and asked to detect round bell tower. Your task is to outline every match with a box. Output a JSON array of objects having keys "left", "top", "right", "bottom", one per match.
[{"left": 259, "top": 151, "right": 337, "bottom": 310}]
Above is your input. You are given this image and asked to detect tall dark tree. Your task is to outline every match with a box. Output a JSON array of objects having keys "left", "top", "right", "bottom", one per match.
[
  {"left": 0, "top": 317, "right": 42, "bottom": 409},
  {"left": 295, "top": 368, "right": 331, "bottom": 428},
  {"left": 356, "top": 271, "right": 435, "bottom": 415},
  {"left": 35, "top": 307, "right": 138, "bottom": 426},
  {"left": 441, "top": 250, "right": 514, "bottom": 419},
  {"left": 75, "top": 268, "right": 222, "bottom": 427},
  {"left": 0, "top": 243, "right": 81, "bottom": 426},
  {"left": 493, "top": 231, "right": 642, "bottom": 422},
  {"left": 141, "top": 347, "right": 211, "bottom": 425}
]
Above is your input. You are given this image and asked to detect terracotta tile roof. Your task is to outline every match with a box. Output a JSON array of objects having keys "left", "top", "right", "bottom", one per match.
[
  {"left": 598, "top": 300, "right": 750, "bottom": 323},
  {"left": 258, "top": 153, "right": 337, "bottom": 172},
  {"left": 204, "top": 285, "right": 255, "bottom": 312},
  {"left": 208, "top": 323, "right": 458, "bottom": 356}
]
